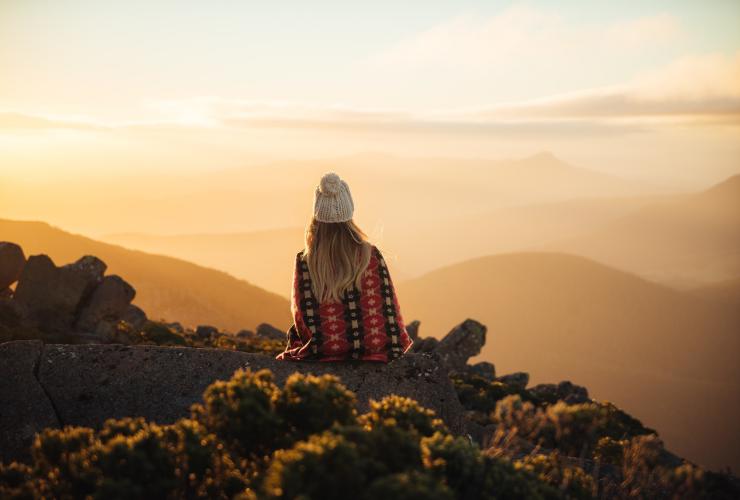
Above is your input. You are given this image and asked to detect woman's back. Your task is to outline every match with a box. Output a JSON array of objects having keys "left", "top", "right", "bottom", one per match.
[{"left": 276, "top": 243, "right": 413, "bottom": 362}]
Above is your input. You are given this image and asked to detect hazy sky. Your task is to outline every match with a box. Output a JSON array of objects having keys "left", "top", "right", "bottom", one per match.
[{"left": 1, "top": 0, "right": 739, "bottom": 185}]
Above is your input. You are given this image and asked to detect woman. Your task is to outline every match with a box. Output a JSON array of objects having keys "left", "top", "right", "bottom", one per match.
[{"left": 276, "top": 172, "right": 414, "bottom": 362}]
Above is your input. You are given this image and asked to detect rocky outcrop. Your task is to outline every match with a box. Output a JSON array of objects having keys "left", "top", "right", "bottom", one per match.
[
  {"left": 0, "top": 340, "right": 60, "bottom": 464},
  {"left": 0, "top": 242, "right": 25, "bottom": 292},
  {"left": 530, "top": 381, "right": 589, "bottom": 404},
  {"left": 435, "top": 319, "right": 487, "bottom": 372},
  {"left": 0, "top": 340, "right": 466, "bottom": 465},
  {"left": 0, "top": 244, "right": 146, "bottom": 343},
  {"left": 255, "top": 322, "right": 286, "bottom": 341}
]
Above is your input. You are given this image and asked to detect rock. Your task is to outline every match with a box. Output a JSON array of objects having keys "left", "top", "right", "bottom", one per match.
[
  {"left": 121, "top": 304, "right": 148, "bottom": 332},
  {"left": 255, "top": 322, "right": 285, "bottom": 341},
  {"left": 93, "top": 320, "right": 118, "bottom": 343},
  {"left": 0, "top": 342, "right": 468, "bottom": 464},
  {"left": 0, "top": 340, "right": 60, "bottom": 464},
  {"left": 468, "top": 361, "right": 496, "bottom": 381},
  {"left": 435, "top": 319, "right": 487, "bottom": 372},
  {"left": 75, "top": 275, "right": 136, "bottom": 332},
  {"left": 0, "top": 242, "right": 26, "bottom": 289},
  {"left": 410, "top": 336, "right": 438, "bottom": 353},
  {"left": 406, "top": 320, "right": 420, "bottom": 340},
  {"left": 530, "top": 381, "right": 589, "bottom": 405},
  {"left": 236, "top": 329, "right": 255, "bottom": 339},
  {"left": 195, "top": 325, "right": 218, "bottom": 339},
  {"left": 14, "top": 255, "right": 106, "bottom": 332},
  {"left": 497, "top": 372, "right": 530, "bottom": 390}
]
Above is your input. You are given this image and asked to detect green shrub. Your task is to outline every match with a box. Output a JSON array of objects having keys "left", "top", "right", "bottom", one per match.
[
  {"left": 26, "top": 417, "right": 246, "bottom": 499},
  {"left": 514, "top": 452, "right": 595, "bottom": 500},
  {"left": 359, "top": 394, "right": 447, "bottom": 437},
  {"left": 190, "top": 367, "right": 282, "bottom": 459},
  {"left": 273, "top": 372, "right": 357, "bottom": 445},
  {"left": 0, "top": 461, "right": 36, "bottom": 500},
  {"left": 263, "top": 431, "right": 369, "bottom": 499},
  {"left": 363, "top": 470, "right": 455, "bottom": 500},
  {"left": 423, "top": 432, "right": 563, "bottom": 500}
]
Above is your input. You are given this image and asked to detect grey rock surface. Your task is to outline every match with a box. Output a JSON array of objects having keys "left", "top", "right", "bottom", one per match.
[
  {"left": 121, "top": 304, "right": 148, "bottom": 332},
  {"left": 255, "top": 322, "right": 286, "bottom": 341},
  {"left": 0, "top": 340, "right": 60, "bottom": 465},
  {"left": 13, "top": 255, "right": 106, "bottom": 331},
  {"left": 406, "top": 320, "right": 420, "bottom": 340},
  {"left": 468, "top": 361, "right": 496, "bottom": 381},
  {"left": 435, "top": 319, "right": 487, "bottom": 372},
  {"left": 497, "top": 371, "right": 530, "bottom": 390},
  {"left": 530, "top": 381, "right": 590, "bottom": 404},
  {"left": 0, "top": 242, "right": 25, "bottom": 290},
  {"left": 0, "top": 341, "right": 467, "bottom": 464},
  {"left": 75, "top": 275, "right": 136, "bottom": 331}
]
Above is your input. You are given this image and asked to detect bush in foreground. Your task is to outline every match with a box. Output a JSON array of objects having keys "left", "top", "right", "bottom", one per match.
[{"left": 1, "top": 367, "right": 738, "bottom": 499}]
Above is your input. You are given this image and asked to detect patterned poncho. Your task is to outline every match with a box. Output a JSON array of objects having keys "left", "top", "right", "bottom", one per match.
[{"left": 275, "top": 244, "right": 414, "bottom": 362}]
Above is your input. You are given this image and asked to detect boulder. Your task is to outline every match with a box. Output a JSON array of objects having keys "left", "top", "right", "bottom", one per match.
[
  {"left": 75, "top": 275, "right": 136, "bottom": 332},
  {"left": 496, "top": 372, "right": 530, "bottom": 390},
  {"left": 435, "top": 319, "right": 487, "bottom": 372},
  {"left": 530, "top": 381, "right": 590, "bottom": 405},
  {"left": 0, "top": 242, "right": 25, "bottom": 290},
  {"left": 13, "top": 255, "right": 106, "bottom": 331},
  {"left": 468, "top": 361, "right": 496, "bottom": 381},
  {"left": 195, "top": 325, "right": 218, "bottom": 339},
  {"left": 406, "top": 319, "right": 420, "bottom": 340},
  {"left": 410, "top": 336, "right": 438, "bottom": 353},
  {"left": 0, "top": 340, "right": 60, "bottom": 464},
  {"left": 121, "top": 304, "right": 148, "bottom": 332},
  {"left": 0, "top": 341, "right": 468, "bottom": 464},
  {"left": 255, "top": 322, "right": 285, "bottom": 341}
]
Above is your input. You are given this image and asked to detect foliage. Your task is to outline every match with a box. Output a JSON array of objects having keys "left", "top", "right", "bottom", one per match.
[
  {"left": 514, "top": 451, "right": 595, "bottom": 500},
  {"left": 2, "top": 365, "right": 738, "bottom": 500}
]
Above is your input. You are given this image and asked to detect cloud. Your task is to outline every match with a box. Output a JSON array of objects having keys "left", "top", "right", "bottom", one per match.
[
  {"left": 3, "top": 50, "right": 738, "bottom": 137},
  {"left": 364, "top": 6, "right": 682, "bottom": 69}
]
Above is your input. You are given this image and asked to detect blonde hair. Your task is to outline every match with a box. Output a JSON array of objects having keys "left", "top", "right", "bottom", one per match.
[{"left": 302, "top": 216, "right": 373, "bottom": 303}]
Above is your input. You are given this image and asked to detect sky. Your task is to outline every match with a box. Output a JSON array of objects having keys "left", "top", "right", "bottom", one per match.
[{"left": 1, "top": 0, "right": 739, "bottom": 186}]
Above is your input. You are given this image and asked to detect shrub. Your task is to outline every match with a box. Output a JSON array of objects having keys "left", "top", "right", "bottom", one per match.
[
  {"left": 26, "top": 417, "right": 246, "bottom": 499},
  {"left": 263, "top": 431, "right": 369, "bottom": 500},
  {"left": 273, "top": 372, "right": 357, "bottom": 445},
  {"left": 514, "top": 451, "right": 595, "bottom": 500},
  {"left": 190, "top": 367, "right": 282, "bottom": 459},
  {"left": 422, "top": 432, "right": 563, "bottom": 500},
  {"left": 359, "top": 394, "right": 447, "bottom": 437}
]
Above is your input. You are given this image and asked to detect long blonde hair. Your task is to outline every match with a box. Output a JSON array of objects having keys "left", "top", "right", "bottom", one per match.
[{"left": 302, "top": 216, "right": 373, "bottom": 303}]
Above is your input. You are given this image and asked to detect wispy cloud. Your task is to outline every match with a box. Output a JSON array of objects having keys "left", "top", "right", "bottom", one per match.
[
  {"left": 363, "top": 6, "right": 682, "bottom": 69},
  {"left": 3, "top": 50, "right": 738, "bottom": 136}
]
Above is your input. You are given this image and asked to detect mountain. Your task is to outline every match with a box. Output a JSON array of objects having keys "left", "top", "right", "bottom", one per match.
[
  {"left": 104, "top": 227, "right": 305, "bottom": 298},
  {"left": 396, "top": 252, "right": 740, "bottom": 471},
  {"left": 690, "top": 276, "right": 740, "bottom": 307},
  {"left": 541, "top": 174, "right": 740, "bottom": 288},
  {"left": 0, "top": 219, "right": 291, "bottom": 332},
  {"left": 101, "top": 193, "right": 666, "bottom": 295}
]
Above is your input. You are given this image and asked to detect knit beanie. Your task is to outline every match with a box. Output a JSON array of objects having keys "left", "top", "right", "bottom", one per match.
[{"left": 313, "top": 172, "right": 354, "bottom": 223}]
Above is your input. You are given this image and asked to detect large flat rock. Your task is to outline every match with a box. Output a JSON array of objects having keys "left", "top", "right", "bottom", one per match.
[
  {"left": 0, "top": 340, "right": 60, "bottom": 464},
  {"left": 1, "top": 342, "right": 466, "bottom": 463}
]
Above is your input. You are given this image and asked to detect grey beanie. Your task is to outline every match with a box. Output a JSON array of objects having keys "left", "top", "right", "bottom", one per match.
[{"left": 313, "top": 172, "right": 354, "bottom": 223}]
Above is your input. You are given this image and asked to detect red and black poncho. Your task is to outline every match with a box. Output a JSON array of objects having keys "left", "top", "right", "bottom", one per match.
[{"left": 275, "top": 244, "right": 414, "bottom": 362}]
